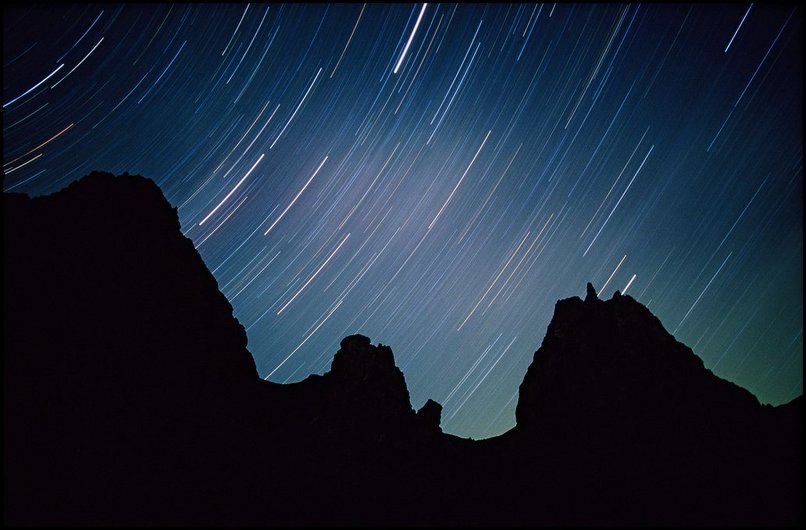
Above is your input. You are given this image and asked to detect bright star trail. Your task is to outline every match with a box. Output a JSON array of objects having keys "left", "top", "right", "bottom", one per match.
[{"left": 3, "top": 4, "right": 802, "bottom": 439}]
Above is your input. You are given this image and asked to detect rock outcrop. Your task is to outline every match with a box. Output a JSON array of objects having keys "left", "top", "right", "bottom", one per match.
[
  {"left": 511, "top": 285, "right": 801, "bottom": 525},
  {"left": 517, "top": 283, "right": 762, "bottom": 434},
  {"left": 329, "top": 334, "right": 415, "bottom": 426},
  {"left": 416, "top": 399, "right": 444, "bottom": 432}
]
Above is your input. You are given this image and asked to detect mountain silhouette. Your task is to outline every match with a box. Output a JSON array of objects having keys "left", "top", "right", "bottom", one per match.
[{"left": 4, "top": 172, "right": 801, "bottom": 525}]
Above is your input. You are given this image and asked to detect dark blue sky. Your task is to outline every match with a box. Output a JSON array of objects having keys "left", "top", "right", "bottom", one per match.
[{"left": 4, "top": 3, "right": 802, "bottom": 439}]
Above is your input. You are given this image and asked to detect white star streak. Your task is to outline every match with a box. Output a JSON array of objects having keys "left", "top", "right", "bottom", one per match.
[
  {"left": 483, "top": 215, "right": 554, "bottom": 313},
  {"left": 4, "top": 64, "right": 64, "bottom": 108},
  {"left": 622, "top": 273, "right": 636, "bottom": 295},
  {"left": 451, "top": 335, "right": 518, "bottom": 418},
  {"left": 584, "top": 144, "right": 654, "bottom": 256},
  {"left": 331, "top": 4, "right": 366, "bottom": 78},
  {"left": 429, "top": 129, "right": 491, "bottom": 230},
  {"left": 57, "top": 10, "right": 104, "bottom": 62},
  {"left": 51, "top": 37, "right": 105, "bottom": 88},
  {"left": 137, "top": 40, "right": 187, "bottom": 104},
  {"left": 430, "top": 20, "right": 483, "bottom": 126},
  {"left": 264, "top": 155, "right": 328, "bottom": 236},
  {"left": 221, "top": 4, "right": 250, "bottom": 56},
  {"left": 458, "top": 230, "right": 531, "bottom": 330},
  {"left": 212, "top": 98, "right": 276, "bottom": 174},
  {"left": 226, "top": 5, "right": 270, "bottom": 84},
  {"left": 725, "top": 4, "right": 752, "bottom": 53},
  {"left": 443, "top": 336, "right": 500, "bottom": 405},
  {"left": 674, "top": 252, "right": 733, "bottom": 334},
  {"left": 336, "top": 143, "right": 401, "bottom": 231},
  {"left": 4, "top": 153, "right": 43, "bottom": 175},
  {"left": 195, "top": 194, "right": 250, "bottom": 248},
  {"left": 267, "top": 299, "right": 344, "bottom": 378},
  {"left": 217, "top": 104, "right": 281, "bottom": 182},
  {"left": 270, "top": 67, "right": 322, "bottom": 149},
  {"left": 277, "top": 233, "right": 350, "bottom": 315},
  {"left": 580, "top": 127, "right": 650, "bottom": 239},
  {"left": 734, "top": 11, "right": 792, "bottom": 107},
  {"left": 565, "top": 5, "right": 629, "bottom": 128},
  {"left": 393, "top": 3, "right": 428, "bottom": 74},
  {"left": 601, "top": 255, "right": 627, "bottom": 293},
  {"left": 199, "top": 153, "right": 264, "bottom": 226}
]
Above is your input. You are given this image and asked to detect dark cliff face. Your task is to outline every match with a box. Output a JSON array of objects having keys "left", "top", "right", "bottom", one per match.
[
  {"left": 4, "top": 171, "right": 258, "bottom": 389},
  {"left": 4, "top": 175, "right": 801, "bottom": 526},
  {"left": 4, "top": 172, "right": 261, "bottom": 524}
]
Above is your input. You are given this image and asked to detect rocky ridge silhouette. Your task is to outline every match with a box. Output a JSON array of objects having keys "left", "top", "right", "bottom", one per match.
[{"left": 4, "top": 172, "right": 801, "bottom": 525}]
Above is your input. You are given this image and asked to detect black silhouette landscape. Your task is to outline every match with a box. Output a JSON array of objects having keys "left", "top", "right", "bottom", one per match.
[{"left": 4, "top": 172, "right": 802, "bottom": 525}]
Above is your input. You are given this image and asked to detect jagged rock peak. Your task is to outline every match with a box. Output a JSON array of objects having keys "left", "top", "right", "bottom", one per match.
[
  {"left": 585, "top": 282, "right": 598, "bottom": 302},
  {"left": 332, "top": 334, "right": 396, "bottom": 374},
  {"left": 328, "top": 335, "right": 414, "bottom": 419},
  {"left": 416, "top": 399, "right": 443, "bottom": 432}
]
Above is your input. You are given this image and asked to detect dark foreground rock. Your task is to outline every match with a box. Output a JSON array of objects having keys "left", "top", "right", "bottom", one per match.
[{"left": 4, "top": 173, "right": 801, "bottom": 525}]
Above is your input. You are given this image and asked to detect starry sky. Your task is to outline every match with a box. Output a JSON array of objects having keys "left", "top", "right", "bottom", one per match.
[{"left": 3, "top": 3, "right": 802, "bottom": 439}]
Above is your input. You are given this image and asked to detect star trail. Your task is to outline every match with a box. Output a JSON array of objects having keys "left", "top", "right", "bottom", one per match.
[{"left": 3, "top": 4, "right": 802, "bottom": 439}]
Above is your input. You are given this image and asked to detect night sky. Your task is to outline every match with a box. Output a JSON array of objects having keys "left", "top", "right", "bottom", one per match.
[{"left": 4, "top": 3, "right": 802, "bottom": 439}]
